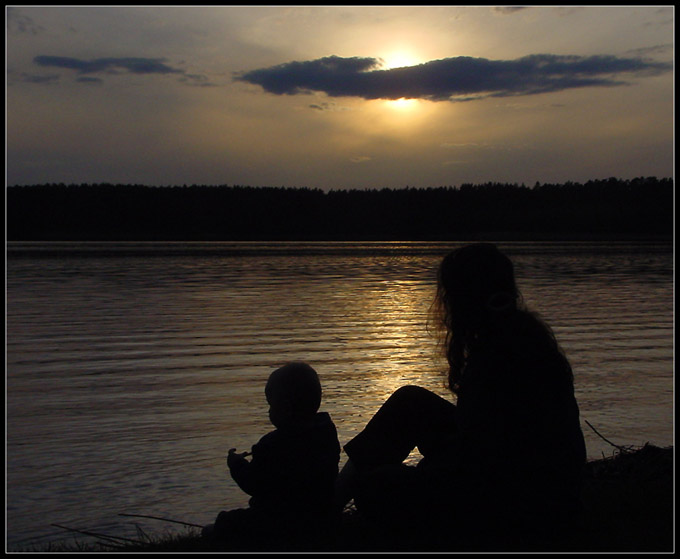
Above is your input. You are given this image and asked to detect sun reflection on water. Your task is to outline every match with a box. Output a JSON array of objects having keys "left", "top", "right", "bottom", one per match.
[{"left": 6, "top": 242, "right": 672, "bottom": 549}]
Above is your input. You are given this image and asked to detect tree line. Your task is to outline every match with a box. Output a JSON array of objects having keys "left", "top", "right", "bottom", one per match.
[{"left": 6, "top": 177, "right": 673, "bottom": 241}]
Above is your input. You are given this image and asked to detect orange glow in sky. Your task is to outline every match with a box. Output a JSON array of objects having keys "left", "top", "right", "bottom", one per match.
[{"left": 6, "top": 6, "right": 674, "bottom": 189}]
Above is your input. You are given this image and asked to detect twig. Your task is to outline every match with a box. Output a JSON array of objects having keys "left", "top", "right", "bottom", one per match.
[
  {"left": 118, "top": 512, "right": 203, "bottom": 529},
  {"left": 133, "top": 522, "right": 152, "bottom": 543},
  {"left": 51, "top": 523, "right": 145, "bottom": 546},
  {"left": 584, "top": 420, "right": 629, "bottom": 452}
]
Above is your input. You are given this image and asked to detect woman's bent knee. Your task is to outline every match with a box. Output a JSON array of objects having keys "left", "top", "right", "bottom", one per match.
[
  {"left": 388, "top": 385, "right": 451, "bottom": 410},
  {"left": 390, "top": 384, "right": 434, "bottom": 402}
]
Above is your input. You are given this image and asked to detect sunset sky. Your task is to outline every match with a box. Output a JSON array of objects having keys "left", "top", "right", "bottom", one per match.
[{"left": 6, "top": 6, "right": 674, "bottom": 190}]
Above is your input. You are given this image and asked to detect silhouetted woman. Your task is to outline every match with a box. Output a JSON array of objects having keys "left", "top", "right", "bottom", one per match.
[{"left": 335, "top": 243, "right": 586, "bottom": 539}]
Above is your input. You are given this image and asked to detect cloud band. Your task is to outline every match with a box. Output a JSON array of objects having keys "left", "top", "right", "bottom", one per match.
[
  {"left": 30, "top": 55, "right": 215, "bottom": 86},
  {"left": 235, "top": 54, "right": 671, "bottom": 102},
  {"left": 33, "top": 55, "right": 184, "bottom": 75}
]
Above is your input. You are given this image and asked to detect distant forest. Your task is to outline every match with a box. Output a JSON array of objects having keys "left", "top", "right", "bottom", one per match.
[{"left": 6, "top": 177, "right": 673, "bottom": 241}]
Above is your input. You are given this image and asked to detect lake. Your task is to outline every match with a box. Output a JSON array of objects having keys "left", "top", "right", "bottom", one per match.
[{"left": 5, "top": 241, "right": 674, "bottom": 549}]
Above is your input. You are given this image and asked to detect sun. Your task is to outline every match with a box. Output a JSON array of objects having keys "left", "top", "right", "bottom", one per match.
[
  {"left": 379, "top": 50, "right": 423, "bottom": 111},
  {"left": 385, "top": 97, "right": 419, "bottom": 111},
  {"left": 381, "top": 51, "right": 421, "bottom": 70}
]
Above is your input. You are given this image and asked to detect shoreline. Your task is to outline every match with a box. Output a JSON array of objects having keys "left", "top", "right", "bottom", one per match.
[
  {"left": 15, "top": 443, "right": 673, "bottom": 553},
  {"left": 6, "top": 236, "right": 674, "bottom": 261}
]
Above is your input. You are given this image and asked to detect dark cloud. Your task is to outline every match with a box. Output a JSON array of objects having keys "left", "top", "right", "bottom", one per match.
[
  {"left": 32, "top": 55, "right": 214, "bottom": 86},
  {"left": 626, "top": 44, "right": 673, "bottom": 57},
  {"left": 33, "top": 56, "right": 184, "bottom": 75},
  {"left": 235, "top": 54, "right": 672, "bottom": 102},
  {"left": 309, "top": 101, "right": 350, "bottom": 112},
  {"left": 7, "top": 8, "right": 46, "bottom": 35},
  {"left": 236, "top": 56, "right": 380, "bottom": 96}
]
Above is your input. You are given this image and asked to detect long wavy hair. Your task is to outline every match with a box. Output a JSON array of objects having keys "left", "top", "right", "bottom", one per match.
[{"left": 431, "top": 243, "right": 572, "bottom": 394}]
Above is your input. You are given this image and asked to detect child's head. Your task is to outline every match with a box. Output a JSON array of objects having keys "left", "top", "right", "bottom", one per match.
[{"left": 265, "top": 362, "right": 322, "bottom": 429}]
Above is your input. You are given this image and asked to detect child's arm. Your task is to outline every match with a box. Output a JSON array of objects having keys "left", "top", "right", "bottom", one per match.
[
  {"left": 227, "top": 448, "right": 256, "bottom": 495},
  {"left": 227, "top": 447, "right": 251, "bottom": 466}
]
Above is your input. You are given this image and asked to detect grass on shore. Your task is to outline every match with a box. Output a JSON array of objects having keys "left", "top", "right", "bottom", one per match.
[{"left": 19, "top": 443, "right": 673, "bottom": 553}]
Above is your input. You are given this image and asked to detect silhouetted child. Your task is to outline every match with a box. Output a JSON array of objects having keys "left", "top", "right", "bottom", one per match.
[{"left": 203, "top": 362, "right": 341, "bottom": 544}]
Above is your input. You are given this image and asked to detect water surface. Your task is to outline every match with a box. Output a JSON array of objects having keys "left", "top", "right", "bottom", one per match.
[{"left": 6, "top": 241, "right": 673, "bottom": 549}]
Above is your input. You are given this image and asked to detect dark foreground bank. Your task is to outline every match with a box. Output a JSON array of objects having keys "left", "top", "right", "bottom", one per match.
[{"left": 23, "top": 444, "right": 673, "bottom": 553}]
